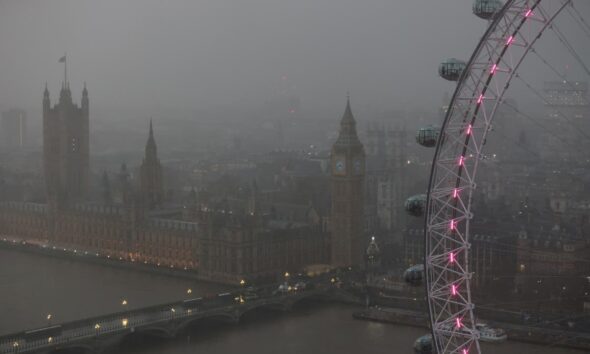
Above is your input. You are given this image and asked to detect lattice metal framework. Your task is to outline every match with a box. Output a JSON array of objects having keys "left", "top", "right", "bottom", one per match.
[{"left": 424, "top": 1, "right": 573, "bottom": 353}]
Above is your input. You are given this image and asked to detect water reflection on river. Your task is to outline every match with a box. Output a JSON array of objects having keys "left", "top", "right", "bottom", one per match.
[
  {"left": 0, "top": 249, "right": 585, "bottom": 354},
  {"left": 0, "top": 249, "right": 225, "bottom": 333}
]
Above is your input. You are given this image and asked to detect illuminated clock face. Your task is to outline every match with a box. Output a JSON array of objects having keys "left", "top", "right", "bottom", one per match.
[
  {"left": 335, "top": 159, "right": 345, "bottom": 173},
  {"left": 353, "top": 159, "right": 362, "bottom": 174}
]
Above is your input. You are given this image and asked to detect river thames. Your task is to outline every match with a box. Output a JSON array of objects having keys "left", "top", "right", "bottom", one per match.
[{"left": 0, "top": 249, "right": 585, "bottom": 354}]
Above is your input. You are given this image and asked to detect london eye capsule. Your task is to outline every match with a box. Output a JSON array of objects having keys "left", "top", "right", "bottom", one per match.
[
  {"left": 438, "top": 58, "right": 466, "bottom": 81},
  {"left": 413, "top": 334, "right": 433, "bottom": 354},
  {"left": 403, "top": 264, "right": 424, "bottom": 286},
  {"left": 416, "top": 126, "right": 440, "bottom": 147},
  {"left": 473, "top": 0, "right": 503, "bottom": 20},
  {"left": 405, "top": 194, "right": 426, "bottom": 217}
]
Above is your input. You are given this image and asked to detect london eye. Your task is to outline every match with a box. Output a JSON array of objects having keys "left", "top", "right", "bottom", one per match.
[{"left": 416, "top": 1, "right": 590, "bottom": 353}]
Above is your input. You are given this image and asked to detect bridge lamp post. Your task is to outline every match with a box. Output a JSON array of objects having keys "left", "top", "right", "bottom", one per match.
[
  {"left": 12, "top": 341, "right": 18, "bottom": 352},
  {"left": 186, "top": 288, "right": 192, "bottom": 295},
  {"left": 46, "top": 314, "right": 52, "bottom": 326},
  {"left": 47, "top": 337, "right": 53, "bottom": 344},
  {"left": 122, "top": 318, "right": 128, "bottom": 327}
]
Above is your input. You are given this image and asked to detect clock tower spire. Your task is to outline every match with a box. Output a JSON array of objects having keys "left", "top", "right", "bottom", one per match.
[{"left": 330, "top": 96, "right": 366, "bottom": 267}]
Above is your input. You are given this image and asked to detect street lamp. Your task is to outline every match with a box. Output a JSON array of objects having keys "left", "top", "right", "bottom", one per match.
[
  {"left": 122, "top": 318, "right": 128, "bottom": 327},
  {"left": 121, "top": 299, "right": 128, "bottom": 306},
  {"left": 46, "top": 314, "right": 52, "bottom": 326},
  {"left": 240, "top": 279, "right": 246, "bottom": 286},
  {"left": 187, "top": 288, "right": 192, "bottom": 295}
]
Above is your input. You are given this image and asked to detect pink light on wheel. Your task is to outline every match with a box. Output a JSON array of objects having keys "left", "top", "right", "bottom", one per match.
[
  {"left": 455, "top": 317, "right": 462, "bottom": 329},
  {"left": 449, "top": 252, "right": 456, "bottom": 263},
  {"left": 458, "top": 156, "right": 465, "bottom": 166},
  {"left": 450, "top": 219, "right": 456, "bottom": 230},
  {"left": 506, "top": 35, "right": 514, "bottom": 45},
  {"left": 525, "top": 9, "right": 533, "bottom": 18},
  {"left": 451, "top": 284, "right": 458, "bottom": 296},
  {"left": 477, "top": 94, "right": 484, "bottom": 104},
  {"left": 490, "top": 64, "right": 497, "bottom": 74},
  {"left": 466, "top": 124, "right": 472, "bottom": 135},
  {"left": 453, "top": 188, "right": 459, "bottom": 198}
]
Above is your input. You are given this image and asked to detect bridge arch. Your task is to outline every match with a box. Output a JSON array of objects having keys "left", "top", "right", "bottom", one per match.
[
  {"left": 132, "top": 326, "right": 175, "bottom": 339},
  {"left": 48, "top": 343, "right": 96, "bottom": 354},
  {"left": 175, "top": 312, "right": 239, "bottom": 333}
]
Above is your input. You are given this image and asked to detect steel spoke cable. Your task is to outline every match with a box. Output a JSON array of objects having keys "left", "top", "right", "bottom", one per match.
[
  {"left": 515, "top": 74, "right": 590, "bottom": 142},
  {"left": 470, "top": 243, "right": 590, "bottom": 264},
  {"left": 466, "top": 239, "right": 590, "bottom": 264},
  {"left": 570, "top": 2, "right": 590, "bottom": 37},
  {"left": 531, "top": 49, "right": 590, "bottom": 105},
  {"left": 478, "top": 295, "right": 590, "bottom": 309},
  {"left": 565, "top": 5, "right": 590, "bottom": 40},
  {"left": 488, "top": 127, "right": 543, "bottom": 161},
  {"left": 547, "top": 21, "right": 590, "bottom": 75},
  {"left": 499, "top": 99, "right": 587, "bottom": 155}
]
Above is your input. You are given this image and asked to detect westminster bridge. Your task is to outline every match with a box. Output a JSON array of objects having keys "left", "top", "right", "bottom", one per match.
[{"left": 0, "top": 281, "right": 363, "bottom": 354}]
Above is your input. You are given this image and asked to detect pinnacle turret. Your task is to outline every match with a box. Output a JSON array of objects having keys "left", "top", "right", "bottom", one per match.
[
  {"left": 334, "top": 96, "right": 362, "bottom": 147},
  {"left": 140, "top": 119, "right": 164, "bottom": 210},
  {"left": 145, "top": 119, "right": 158, "bottom": 162}
]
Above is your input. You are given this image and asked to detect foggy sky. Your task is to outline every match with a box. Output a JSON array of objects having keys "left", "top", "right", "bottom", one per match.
[
  {"left": 0, "top": 1, "right": 487, "bottom": 115},
  {"left": 0, "top": 0, "right": 588, "bottom": 125}
]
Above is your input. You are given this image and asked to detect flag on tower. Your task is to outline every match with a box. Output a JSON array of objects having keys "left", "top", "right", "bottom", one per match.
[{"left": 59, "top": 55, "right": 66, "bottom": 63}]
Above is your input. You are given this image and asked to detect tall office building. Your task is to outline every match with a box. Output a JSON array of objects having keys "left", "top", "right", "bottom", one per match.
[{"left": 1, "top": 109, "right": 27, "bottom": 149}]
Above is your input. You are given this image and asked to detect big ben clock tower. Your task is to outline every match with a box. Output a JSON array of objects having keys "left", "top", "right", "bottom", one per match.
[{"left": 330, "top": 97, "right": 366, "bottom": 267}]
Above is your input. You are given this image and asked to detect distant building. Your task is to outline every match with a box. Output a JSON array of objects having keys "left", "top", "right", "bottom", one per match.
[
  {"left": 330, "top": 98, "right": 366, "bottom": 267},
  {"left": 544, "top": 80, "right": 588, "bottom": 116},
  {"left": 515, "top": 227, "right": 590, "bottom": 311},
  {"left": 542, "top": 80, "right": 590, "bottom": 160},
  {"left": 1, "top": 109, "right": 27, "bottom": 149},
  {"left": 366, "top": 121, "right": 408, "bottom": 249}
]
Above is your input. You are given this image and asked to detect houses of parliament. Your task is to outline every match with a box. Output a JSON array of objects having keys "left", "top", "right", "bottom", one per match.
[{"left": 0, "top": 78, "right": 369, "bottom": 284}]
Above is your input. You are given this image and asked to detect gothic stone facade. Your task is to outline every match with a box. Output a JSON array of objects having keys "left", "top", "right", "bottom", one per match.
[
  {"left": 0, "top": 201, "right": 329, "bottom": 284},
  {"left": 43, "top": 83, "right": 89, "bottom": 209}
]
